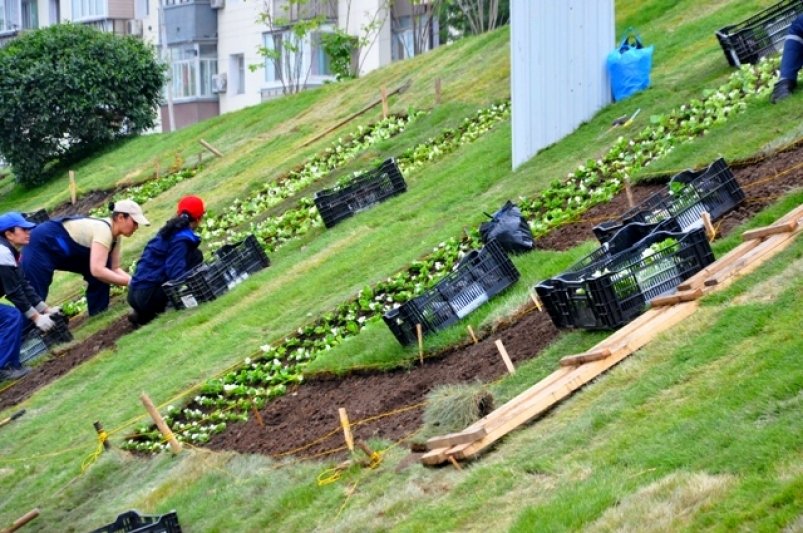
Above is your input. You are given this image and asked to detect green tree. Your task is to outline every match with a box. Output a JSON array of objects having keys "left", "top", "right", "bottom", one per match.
[
  {"left": 0, "top": 23, "right": 166, "bottom": 187},
  {"left": 439, "top": 0, "right": 509, "bottom": 42}
]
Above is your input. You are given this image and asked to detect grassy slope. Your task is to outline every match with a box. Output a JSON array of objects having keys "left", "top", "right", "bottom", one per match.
[{"left": 1, "top": 0, "right": 801, "bottom": 530}]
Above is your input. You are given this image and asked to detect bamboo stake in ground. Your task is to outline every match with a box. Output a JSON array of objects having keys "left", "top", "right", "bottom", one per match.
[
  {"left": 93, "top": 420, "right": 110, "bottom": 450},
  {"left": 467, "top": 325, "right": 478, "bottom": 344},
  {"left": 529, "top": 290, "right": 543, "bottom": 312},
  {"left": 338, "top": 407, "right": 354, "bottom": 452},
  {"left": 199, "top": 139, "right": 223, "bottom": 158},
  {"left": 435, "top": 78, "right": 442, "bottom": 105},
  {"left": 381, "top": 85, "right": 389, "bottom": 119},
  {"left": 416, "top": 323, "right": 424, "bottom": 365},
  {"left": 1, "top": 508, "right": 39, "bottom": 533},
  {"left": 701, "top": 211, "right": 716, "bottom": 242},
  {"left": 624, "top": 177, "right": 634, "bottom": 208},
  {"left": 68, "top": 171, "right": 77, "bottom": 205},
  {"left": 251, "top": 405, "right": 264, "bottom": 428},
  {"left": 494, "top": 339, "right": 516, "bottom": 374},
  {"left": 140, "top": 392, "right": 182, "bottom": 454}
]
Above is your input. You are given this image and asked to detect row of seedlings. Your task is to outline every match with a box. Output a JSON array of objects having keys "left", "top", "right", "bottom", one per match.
[{"left": 536, "top": 158, "right": 745, "bottom": 330}]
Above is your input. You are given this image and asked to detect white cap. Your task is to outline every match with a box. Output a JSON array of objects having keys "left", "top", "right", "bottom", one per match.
[{"left": 113, "top": 199, "right": 150, "bottom": 226}]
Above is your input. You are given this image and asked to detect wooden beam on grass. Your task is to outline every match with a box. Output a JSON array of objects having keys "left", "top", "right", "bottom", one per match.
[
  {"left": 301, "top": 79, "right": 411, "bottom": 148},
  {"left": 199, "top": 139, "right": 224, "bottom": 158},
  {"left": 649, "top": 288, "right": 703, "bottom": 307},
  {"left": 1, "top": 508, "right": 39, "bottom": 533},
  {"left": 741, "top": 219, "right": 798, "bottom": 241},
  {"left": 559, "top": 349, "right": 612, "bottom": 367}
]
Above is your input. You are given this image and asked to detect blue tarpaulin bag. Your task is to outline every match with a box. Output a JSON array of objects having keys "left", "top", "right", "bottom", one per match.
[{"left": 607, "top": 31, "right": 654, "bottom": 101}]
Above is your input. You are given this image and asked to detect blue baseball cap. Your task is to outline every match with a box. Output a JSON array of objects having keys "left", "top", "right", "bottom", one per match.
[{"left": 0, "top": 212, "right": 37, "bottom": 233}]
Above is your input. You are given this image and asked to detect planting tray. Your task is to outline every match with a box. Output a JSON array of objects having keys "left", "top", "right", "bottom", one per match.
[
  {"left": 593, "top": 158, "right": 744, "bottom": 244},
  {"left": 536, "top": 227, "right": 714, "bottom": 330},
  {"left": 715, "top": 0, "right": 803, "bottom": 66},
  {"left": 20, "top": 313, "right": 72, "bottom": 364},
  {"left": 383, "top": 239, "right": 520, "bottom": 346},
  {"left": 164, "top": 235, "right": 270, "bottom": 310},
  {"left": 89, "top": 510, "right": 181, "bottom": 533},
  {"left": 314, "top": 158, "right": 406, "bottom": 229}
]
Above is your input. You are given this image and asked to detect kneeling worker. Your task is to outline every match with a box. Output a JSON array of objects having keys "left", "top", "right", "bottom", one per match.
[
  {"left": 127, "top": 195, "right": 206, "bottom": 326},
  {"left": 0, "top": 213, "right": 59, "bottom": 380},
  {"left": 21, "top": 200, "right": 148, "bottom": 316}
]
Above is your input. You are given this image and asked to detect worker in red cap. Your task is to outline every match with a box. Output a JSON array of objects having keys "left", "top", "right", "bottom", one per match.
[
  {"left": 127, "top": 196, "right": 206, "bottom": 326},
  {"left": 21, "top": 199, "right": 148, "bottom": 316}
]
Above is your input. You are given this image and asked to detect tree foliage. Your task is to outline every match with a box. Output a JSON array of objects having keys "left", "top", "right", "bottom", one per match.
[
  {"left": 0, "top": 24, "right": 166, "bottom": 187},
  {"left": 439, "top": 0, "right": 509, "bottom": 41}
]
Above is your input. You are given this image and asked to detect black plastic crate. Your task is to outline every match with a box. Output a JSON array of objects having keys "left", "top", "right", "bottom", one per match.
[
  {"left": 314, "top": 158, "right": 406, "bottom": 229},
  {"left": 592, "top": 158, "right": 744, "bottom": 244},
  {"left": 164, "top": 235, "right": 270, "bottom": 310},
  {"left": 89, "top": 510, "right": 181, "bottom": 533},
  {"left": 715, "top": 0, "right": 803, "bottom": 66},
  {"left": 22, "top": 209, "right": 49, "bottom": 224},
  {"left": 214, "top": 234, "right": 270, "bottom": 276},
  {"left": 383, "top": 240, "right": 520, "bottom": 345},
  {"left": 20, "top": 313, "right": 72, "bottom": 364},
  {"left": 536, "top": 228, "right": 715, "bottom": 330}
]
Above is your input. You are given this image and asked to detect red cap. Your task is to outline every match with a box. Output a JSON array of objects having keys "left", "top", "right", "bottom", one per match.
[{"left": 177, "top": 196, "right": 206, "bottom": 221}]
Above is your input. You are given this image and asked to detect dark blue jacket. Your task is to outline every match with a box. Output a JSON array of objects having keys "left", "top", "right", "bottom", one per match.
[
  {"left": 0, "top": 236, "right": 42, "bottom": 315},
  {"left": 130, "top": 228, "right": 201, "bottom": 289}
]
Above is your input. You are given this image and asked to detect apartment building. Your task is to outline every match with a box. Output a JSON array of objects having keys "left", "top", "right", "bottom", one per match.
[{"left": 1, "top": 0, "right": 438, "bottom": 130}]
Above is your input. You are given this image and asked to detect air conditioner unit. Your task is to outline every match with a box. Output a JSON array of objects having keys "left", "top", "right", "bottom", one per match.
[
  {"left": 127, "top": 19, "right": 143, "bottom": 37},
  {"left": 210, "top": 0, "right": 224, "bottom": 9},
  {"left": 212, "top": 73, "right": 227, "bottom": 94}
]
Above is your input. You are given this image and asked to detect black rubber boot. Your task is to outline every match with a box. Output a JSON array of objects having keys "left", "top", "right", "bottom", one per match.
[{"left": 770, "top": 79, "right": 796, "bottom": 104}]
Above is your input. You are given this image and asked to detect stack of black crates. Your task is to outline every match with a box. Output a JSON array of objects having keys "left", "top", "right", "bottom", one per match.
[
  {"left": 536, "top": 158, "right": 745, "bottom": 331},
  {"left": 715, "top": 0, "right": 803, "bottom": 66},
  {"left": 22, "top": 209, "right": 50, "bottom": 224},
  {"left": 163, "top": 235, "right": 270, "bottom": 310},
  {"left": 20, "top": 313, "right": 72, "bottom": 364},
  {"left": 89, "top": 510, "right": 181, "bottom": 533},
  {"left": 383, "top": 239, "right": 520, "bottom": 345},
  {"left": 314, "top": 158, "right": 406, "bottom": 228}
]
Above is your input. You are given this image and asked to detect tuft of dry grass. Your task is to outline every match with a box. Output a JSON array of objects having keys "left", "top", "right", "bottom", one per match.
[{"left": 421, "top": 381, "right": 494, "bottom": 438}]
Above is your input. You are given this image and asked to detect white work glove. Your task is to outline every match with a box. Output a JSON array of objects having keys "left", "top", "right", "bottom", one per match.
[
  {"left": 46, "top": 306, "right": 61, "bottom": 316},
  {"left": 34, "top": 313, "right": 55, "bottom": 332}
]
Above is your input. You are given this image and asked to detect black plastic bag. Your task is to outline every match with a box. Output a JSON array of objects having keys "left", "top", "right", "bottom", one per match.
[{"left": 479, "top": 201, "right": 533, "bottom": 254}]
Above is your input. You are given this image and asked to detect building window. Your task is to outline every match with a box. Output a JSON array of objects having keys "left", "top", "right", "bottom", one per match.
[
  {"left": 263, "top": 31, "right": 284, "bottom": 83},
  {"left": 310, "top": 31, "right": 331, "bottom": 76},
  {"left": 168, "top": 44, "right": 218, "bottom": 100},
  {"left": 71, "top": 0, "right": 106, "bottom": 21},
  {"left": 231, "top": 53, "right": 245, "bottom": 94},
  {"left": 263, "top": 27, "right": 333, "bottom": 84},
  {"left": 1, "top": 0, "right": 20, "bottom": 32},
  {"left": 21, "top": 0, "right": 36, "bottom": 28}
]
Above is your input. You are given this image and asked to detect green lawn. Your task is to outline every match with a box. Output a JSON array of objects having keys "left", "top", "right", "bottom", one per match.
[{"left": 1, "top": 0, "right": 802, "bottom": 530}]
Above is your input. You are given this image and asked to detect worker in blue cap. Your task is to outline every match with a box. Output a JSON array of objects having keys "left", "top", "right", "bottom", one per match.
[{"left": 0, "top": 212, "right": 59, "bottom": 380}]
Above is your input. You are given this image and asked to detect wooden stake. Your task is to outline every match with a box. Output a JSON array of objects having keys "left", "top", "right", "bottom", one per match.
[
  {"left": 416, "top": 323, "right": 424, "bottom": 365},
  {"left": 68, "top": 171, "right": 77, "bottom": 205},
  {"left": 381, "top": 85, "right": 389, "bottom": 119},
  {"left": 435, "top": 78, "right": 442, "bottom": 105},
  {"left": 140, "top": 392, "right": 182, "bottom": 454},
  {"left": 624, "top": 177, "right": 634, "bottom": 208},
  {"left": 199, "top": 139, "right": 224, "bottom": 158},
  {"left": 701, "top": 211, "right": 716, "bottom": 242},
  {"left": 467, "top": 325, "right": 478, "bottom": 344},
  {"left": 494, "top": 339, "right": 516, "bottom": 374},
  {"left": 154, "top": 159, "right": 160, "bottom": 180},
  {"left": 448, "top": 455, "right": 463, "bottom": 470},
  {"left": 93, "top": 420, "right": 110, "bottom": 450},
  {"left": 529, "top": 290, "right": 543, "bottom": 312},
  {"left": 2, "top": 508, "right": 39, "bottom": 533},
  {"left": 251, "top": 405, "right": 264, "bottom": 428},
  {"left": 741, "top": 220, "right": 797, "bottom": 241},
  {"left": 338, "top": 407, "right": 354, "bottom": 452},
  {"left": 559, "top": 349, "right": 612, "bottom": 367}
]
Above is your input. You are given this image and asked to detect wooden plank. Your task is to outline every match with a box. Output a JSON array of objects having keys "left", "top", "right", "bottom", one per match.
[
  {"left": 559, "top": 349, "right": 612, "bottom": 367},
  {"left": 453, "top": 303, "right": 698, "bottom": 462},
  {"left": 741, "top": 220, "right": 798, "bottom": 241},
  {"left": 649, "top": 288, "right": 703, "bottom": 307},
  {"left": 421, "top": 447, "right": 451, "bottom": 466},
  {"left": 425, "top": 427, "right": 488, "bottom": 450},
  {"left": 199, "top": 139, "right": 223, "bottom": 157}
]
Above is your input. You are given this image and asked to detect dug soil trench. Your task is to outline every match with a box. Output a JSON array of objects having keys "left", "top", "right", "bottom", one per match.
[{"left": 2, "top": 146, "right": 801, "bottom": 454}]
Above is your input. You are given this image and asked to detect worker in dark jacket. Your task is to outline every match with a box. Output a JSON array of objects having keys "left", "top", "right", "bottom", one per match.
[
  {"left": 21, "top": 199, "right": 148, "bottom": 316},
  {"left": 127, "top": 196, "right": 206, "bottom": 326},
  {"left": 771, "top": 14, "right": 803, "bottom": 103},
  {"left": 0, "top": 212, "right": 58, "bottom": 380}
]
